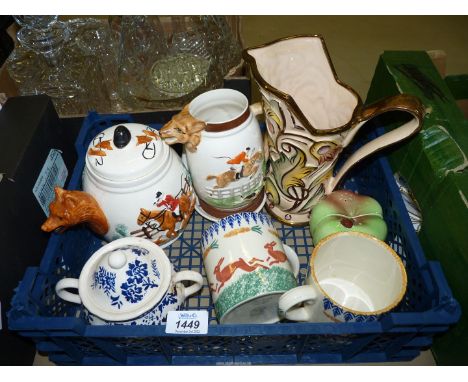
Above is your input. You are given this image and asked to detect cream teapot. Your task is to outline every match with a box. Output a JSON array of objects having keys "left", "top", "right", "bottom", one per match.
[{"left": 42, "top": 123, "right": 196, "bottom": 247}]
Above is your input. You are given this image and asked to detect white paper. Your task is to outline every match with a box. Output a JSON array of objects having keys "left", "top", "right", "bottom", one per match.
[{"left": 165, "top": 310, "right": 208, "bottom": 335}]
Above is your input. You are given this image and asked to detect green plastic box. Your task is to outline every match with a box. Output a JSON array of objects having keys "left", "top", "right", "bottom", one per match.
[{"left": 366, "top": 51, "right": 468, "bottom": 365}]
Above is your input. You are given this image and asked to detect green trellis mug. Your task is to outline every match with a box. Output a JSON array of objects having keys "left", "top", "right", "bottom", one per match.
[{"left": 201, "top": 212, "right": 300, "bottom": 324}]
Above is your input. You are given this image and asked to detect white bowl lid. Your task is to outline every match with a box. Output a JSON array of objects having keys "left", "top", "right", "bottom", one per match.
[
  {"left": 78, "top": 237, "right": 172, "bottom": 322},
  {"left": 85, "top": 123, "right": 165, "bottom": 182}
]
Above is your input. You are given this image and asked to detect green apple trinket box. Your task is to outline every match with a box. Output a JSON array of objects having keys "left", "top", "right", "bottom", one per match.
[{"left": 309, "top": 190, "right": 387, "bottom": 245}]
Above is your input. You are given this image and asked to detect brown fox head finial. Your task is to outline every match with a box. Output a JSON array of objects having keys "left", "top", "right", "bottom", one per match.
[
  {"left": 159, "top": 105, "right": 206, "bottom": 153},
  {"left": 41, "top": 187, "right": 109, "bottom": 236}
]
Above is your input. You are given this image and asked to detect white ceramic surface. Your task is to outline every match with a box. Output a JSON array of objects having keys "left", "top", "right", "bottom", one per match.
[
  {"left": 55, "top": 237, "right": 203, "bottom": 325},
  {"left": 278, "top": 232, "right": 407, "bottom": 323},
  {"left": 201, "top": 212, "right": 299, "bottom": 324},
  {"left": 249, "top": 37, "right": 358, "bottom": 131},
  {"left": 83, "top": 123, "right": 196, "bottom": 246},
  {"left": 185, "top": 89, "right": 264, "bottom": 213}
]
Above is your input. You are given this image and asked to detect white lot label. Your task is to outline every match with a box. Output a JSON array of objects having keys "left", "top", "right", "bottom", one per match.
[{"left": 165, "top": 310, "right": 208, "bottom": 335}]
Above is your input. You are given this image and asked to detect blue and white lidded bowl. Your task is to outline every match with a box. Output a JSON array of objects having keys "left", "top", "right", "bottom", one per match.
[{"left": 55, "top": 237, "right": 203, "bottom": 325}]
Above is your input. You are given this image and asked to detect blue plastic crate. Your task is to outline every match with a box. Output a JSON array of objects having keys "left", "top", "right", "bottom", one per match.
[{"left": 8, "top": 112, "right": 460, "bottom": 365}]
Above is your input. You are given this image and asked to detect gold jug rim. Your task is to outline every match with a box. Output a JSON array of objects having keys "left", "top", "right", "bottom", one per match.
[{"left": 243, "top": 34, "right": 363, "bottom": 136}]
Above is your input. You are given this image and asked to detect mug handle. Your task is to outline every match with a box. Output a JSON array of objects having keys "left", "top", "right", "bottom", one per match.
[
  {"left": 55, "top": 278, "right": 81, "bottom": 305},
  {"left": 324, "top": 94, "right": 425, "bottom": 194},
  {"left": 173, "top": 270, "right": 204, "bottom": 300},
  {"left": 282, "top": 244, "right": 300, "bottom": 278},
  {"left": 278, "top": 285, "right": 319, "bottom": 322}
]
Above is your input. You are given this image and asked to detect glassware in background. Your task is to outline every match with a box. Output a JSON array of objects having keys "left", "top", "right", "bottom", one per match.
[
  {"left": 7, "top": 16, "right": 123, "bottom": 115},
  {"left": 203, "top": 16, "right": 242, "bottom": 76},
  {"left": 6, "top": 16, "right": 243, "bottom": 114},
  {"left": 69, "top": 18, "right": 124, "bottom": 112},
  {"left": 7, "top": 16, "right": 91, "bottom": 115},
  {"left": 117, "top": 16, "right": 242, "bottom": 109}
]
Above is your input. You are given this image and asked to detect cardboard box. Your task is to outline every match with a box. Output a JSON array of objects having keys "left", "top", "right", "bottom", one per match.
[
  {"left": 366, "top": 51, "right": 468, "bottom": 365},
  {"left": 0, "top": 95, "right": 77, "bottom": 364}
]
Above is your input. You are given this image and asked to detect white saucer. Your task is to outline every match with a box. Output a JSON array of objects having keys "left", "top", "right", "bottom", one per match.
[{"left": 195, "top": 194, "right": 267, "bottom": 222}]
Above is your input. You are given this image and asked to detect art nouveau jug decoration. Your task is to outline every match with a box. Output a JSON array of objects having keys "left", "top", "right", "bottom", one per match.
[
  {"left": 42, "top": 123, "right": 196, "bottom": 247},
  {"left": 244, "top": 35, "right": 425, "bottom": 225},
  {"left": 55, "top": 237, "right": 203, "bottom": 325},
  {"left": 160, "top": 89, "right": 265, "bottom": 219}
]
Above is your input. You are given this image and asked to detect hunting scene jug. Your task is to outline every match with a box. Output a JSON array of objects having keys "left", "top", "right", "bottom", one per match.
[{"left": 160, "top": 89, "right": 265, "bottom": 220}]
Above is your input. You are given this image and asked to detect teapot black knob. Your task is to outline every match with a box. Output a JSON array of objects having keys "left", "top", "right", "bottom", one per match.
[{"left": 113, "top": 125, "right": 132, "bottom": 148}]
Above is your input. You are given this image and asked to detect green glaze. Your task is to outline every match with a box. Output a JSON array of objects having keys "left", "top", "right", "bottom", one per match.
[
  {"left": 111, "top": 224, "right": 130, "bottom": 241},
  {"left": 204, "top": 183, "right": 263, "bottom": 209},
  {"left": 309, "top": 190, "right": 387, "bottom": 245},
  {"left": 214, "top": 266, "right": 296, "bottom": 321}
]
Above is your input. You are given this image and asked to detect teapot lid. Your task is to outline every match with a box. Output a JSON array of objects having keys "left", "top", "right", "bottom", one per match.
[
  {"left": 85, "top": 123, "right": 166, "bottom": 182},
  {"left": 78, "top": 237, "right": 172, "bottom": 322}
]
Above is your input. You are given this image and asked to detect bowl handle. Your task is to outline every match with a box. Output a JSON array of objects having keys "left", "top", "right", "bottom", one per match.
[
  {"left": 56, "top": 278, "right": 81, "bottom": 305},
  {"left": 173, "top": 270, "right": 204, "bottom": 300}
]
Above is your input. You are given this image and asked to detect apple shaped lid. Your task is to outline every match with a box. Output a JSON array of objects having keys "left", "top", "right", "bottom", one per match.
[
  {"left": 85, "top": 123, "right": 167, "bottom": 182},
  {"left": 78, "top": 237, "right": 172, "bottom": 322}
]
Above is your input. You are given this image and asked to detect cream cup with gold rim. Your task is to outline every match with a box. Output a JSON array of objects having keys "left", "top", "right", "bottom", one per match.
[{"left": 278, "top": 231, "right": 407, "bottom": 323}]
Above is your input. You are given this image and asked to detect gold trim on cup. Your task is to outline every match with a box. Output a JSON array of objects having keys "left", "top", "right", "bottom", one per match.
[{"left": 310, "top": 231, "right": 408, "bottom": 316}]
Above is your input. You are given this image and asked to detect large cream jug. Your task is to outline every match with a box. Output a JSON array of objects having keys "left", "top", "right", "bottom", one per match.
[{"left": 244, "top": 35, "right": 424, "bottom": 225}]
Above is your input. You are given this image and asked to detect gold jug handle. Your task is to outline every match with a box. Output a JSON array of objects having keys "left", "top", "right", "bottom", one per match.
[{"left": 325, "top": 94, "right": 425, "bottom": 194}]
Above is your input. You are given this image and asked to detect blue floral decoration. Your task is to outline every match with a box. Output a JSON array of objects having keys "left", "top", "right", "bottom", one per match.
[
  {"left": 258, "top": 212, "right": 273, "bottom": 227},
  {"left": 111, "top": 295, "right": 123, "bottom": 309},
  {"left": 323, "top": 298, "right": 333, "bottom": 310},
  {"left": 220, "top": 218, "right": 228, "bottom": 231},
  {"left": 131, "top": 247, "right": 149, "bottom": 256},
  {"left": 206, "top": 223, "right": 220, "bottom": 241},
  {"left": 354, "top": 314, "right": 366, "bottom": 323},
  {"left": 251, "top": 213, "right": 258, "bottom": 224},
  {"left": 117, "top": 245, "right": 149, "bottom": 256},
  {"left": 343, "top": 311, "right": 355, "bottom": 322},
  {"left": 258, "top": 213, "right": 266, "bottom": 225},
  {"left": 92, "top": 266, "right": 116, "bottom": 296},
  {"left": 126, "top": 260, "right": 148, "bottom": 283},
  {"left": 227, "top": 215, "right": 236, "bottom": 229},
  {"left": 141, "top": 276, "right": 159, "bottom": 291},
  {"left": 121, "top": 281, "right": 144, "bottom": 303},
  {"left": 332, "top": 305, "right": 343, "bottom": 317},
  {"left": 157, "top": 291, "right": 178, "bottom": 313},
  {"left": 151, "top": 259, "right": 160, "bottom": 278}
]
